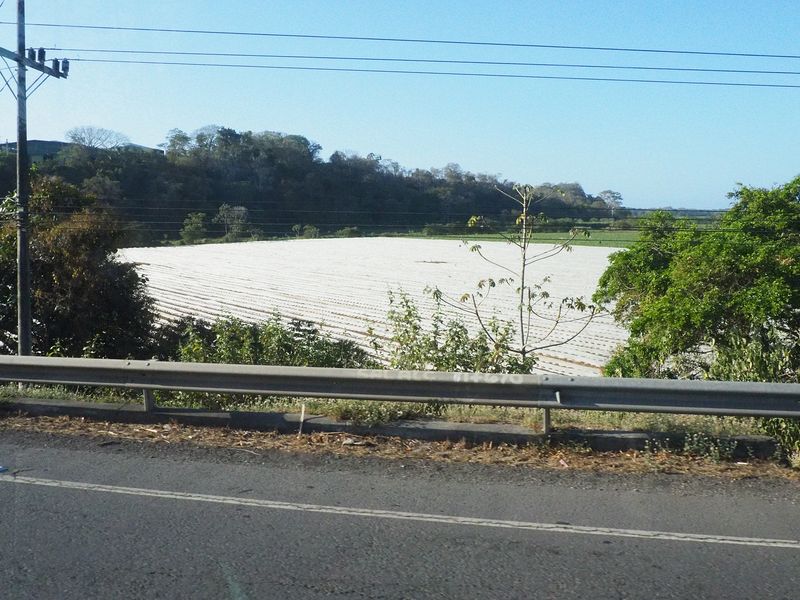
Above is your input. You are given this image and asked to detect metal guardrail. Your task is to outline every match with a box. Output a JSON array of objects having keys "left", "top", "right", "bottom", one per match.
[{"left": 1, "top": 356, "right": 799, "bottom": 422}]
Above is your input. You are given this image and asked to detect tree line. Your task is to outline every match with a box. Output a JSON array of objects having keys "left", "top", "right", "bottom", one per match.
[{"left": 0, "top": 125, "right": 624, "bottom": 246}]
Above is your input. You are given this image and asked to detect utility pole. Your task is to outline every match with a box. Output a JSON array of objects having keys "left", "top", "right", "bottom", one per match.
[
  {"left": 0, "top": 1, "right": 69, "bottom": 355},
  {"left": 15, "top": 0, "right": 30, "bottom": 357}
]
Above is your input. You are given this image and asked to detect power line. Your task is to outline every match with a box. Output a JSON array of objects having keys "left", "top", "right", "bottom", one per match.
[
  {"left": 12, "top": 213, "right": 793, "bottom": 233},
  {"left": 64, "top": 58, "right": 800, "bottom": 89},
  {"left": 41, "top": 47, "right": 800, "bottom": 77},
  {"left": 6, "top": 206, "right": 655, "bottom": 224},
  {"left": 7, "top": 21, "right": 800, "bottom": 60},
  {"left": 27, "top": 205, "right": 730, "bottom": 216}
]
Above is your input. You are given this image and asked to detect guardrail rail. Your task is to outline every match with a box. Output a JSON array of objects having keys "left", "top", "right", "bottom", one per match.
[{"left": 1, "top": 356, "right": 798, "bottom": 432}]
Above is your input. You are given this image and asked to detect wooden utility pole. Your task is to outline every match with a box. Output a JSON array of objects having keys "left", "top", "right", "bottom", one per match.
[
  {"left": 0, "top": 1, "right": 69, "bottom": 355},
  {"left": 16, "top": 0, "right": 30, "bottom": 356}
]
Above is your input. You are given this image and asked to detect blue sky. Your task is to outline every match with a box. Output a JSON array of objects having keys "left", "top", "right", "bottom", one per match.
[{"left": 0, "top": 0, "right": 798, "bottom": 208}]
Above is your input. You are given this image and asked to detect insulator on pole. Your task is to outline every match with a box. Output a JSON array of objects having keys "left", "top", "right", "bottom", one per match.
[
  {"left": 26, "top": 48, "right": 35, "bottom": 61},
  {"left": 36, "top": 47, "right": 45, "bottom": 63},
  {"left": 61, "top": 59, "right": 69, "bottom": 77},
  {"left": 51, "top": 58, "right": 60, "bottom": 74}
]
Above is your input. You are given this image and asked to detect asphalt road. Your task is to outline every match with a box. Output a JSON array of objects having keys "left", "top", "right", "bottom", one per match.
[{"left": 1, "top": 430, "right": 798, "bottom": 599}]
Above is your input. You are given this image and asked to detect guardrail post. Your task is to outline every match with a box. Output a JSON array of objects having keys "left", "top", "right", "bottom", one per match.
[
  {"left": 142, "top": 389, "right": 155, "bottom": 412},
  {"left": 542, "top": 408, "right": 552, "bottom": 434}
]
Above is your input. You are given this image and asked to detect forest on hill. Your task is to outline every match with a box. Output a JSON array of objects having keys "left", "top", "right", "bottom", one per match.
[{"left": 0, "top": 125, "right": 624, "bottom": 246}]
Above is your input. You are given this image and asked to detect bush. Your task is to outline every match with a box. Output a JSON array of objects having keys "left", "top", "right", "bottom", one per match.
[
  {"left": 163, "top": 316, "right": 374, "bottom": 410},
  {"left": 334, "top": 226, "right": 361, "bottom": 238},
  {"left": 373, "top": 291, "right": 533, "bottom": 374},
  {"left": 178, "top": 316, "right": 372, "bottom": 368},
  {"left": 421, "top": 223, "right": 466, "bottom": 236},
  {"left": 0, "top": 177, "right": 154, "bottom": 358},
  {"left": 302, "top": 224, "right": 320, "bottom": 239},
  {"left": 180, "top": 212, "right": 208, "bottom": 244}
]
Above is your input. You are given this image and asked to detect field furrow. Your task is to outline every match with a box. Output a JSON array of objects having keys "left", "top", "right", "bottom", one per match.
[{"left": 120, "top": 238, "right": 629, "bottom": 376}]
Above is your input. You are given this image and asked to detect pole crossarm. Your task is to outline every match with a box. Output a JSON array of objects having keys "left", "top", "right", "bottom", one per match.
[
  {"left": 1, "top": 356, "right": 799, "bottom": 419},
  {"left": 0, "top": 46, "right": 67, "bottom": 78}
]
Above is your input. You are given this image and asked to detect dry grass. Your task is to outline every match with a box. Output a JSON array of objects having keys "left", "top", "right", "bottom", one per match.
[
  {"left": 442, "top": 404, "right": 763, "bottom": 437},
  {"left": 1, "top": 384, "right": 764, "bottom": 438},
  {"left": 1, "top": 413, "right": 797, "bottom": 481}
]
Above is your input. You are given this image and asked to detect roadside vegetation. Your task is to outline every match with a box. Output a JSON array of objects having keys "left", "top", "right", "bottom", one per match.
[{"left": 593, "top": 176, "right": 800, "bottom": 455}]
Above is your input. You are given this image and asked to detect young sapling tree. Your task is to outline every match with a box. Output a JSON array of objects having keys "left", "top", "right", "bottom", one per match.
[{"left": 432, "top": 184, "right": 600, "bottom": 370}]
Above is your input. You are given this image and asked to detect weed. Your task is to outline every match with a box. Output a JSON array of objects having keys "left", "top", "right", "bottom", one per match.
[
  {"left": 682, "top": 432, "right": 738, "bottom": 462},
  {"left": 788, "top": 451, "right": 800, "bottom": 470}
]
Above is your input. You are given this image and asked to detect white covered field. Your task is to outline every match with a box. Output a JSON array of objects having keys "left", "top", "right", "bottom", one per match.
[{"left": 119, "top": 238, "right": 628, "bottom": 376}]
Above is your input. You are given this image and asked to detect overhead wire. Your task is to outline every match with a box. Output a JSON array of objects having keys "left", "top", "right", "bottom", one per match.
[
  {"left": 62, "top": 58, "right": 800, "bottom": 89},
  {"left": 40, "top": 47, "right": 800, "bottom": 77},
  {"left": 11, "top": 207, "right": 787, "bottom": 232},
  {"left": 30, "top": 204, "right": 729, "bottom": 217},
  {"left": 0, "top": 55, "right": 16, "bottom": 99},
  {"left": 0, "top": 23, "right": 793, "bottom": 88},
  {"left": 8, "top": 21, "right": 800, "bottom": 60}
]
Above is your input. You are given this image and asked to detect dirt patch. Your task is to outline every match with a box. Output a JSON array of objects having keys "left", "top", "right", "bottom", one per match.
[{"left": 1, "top": 412, "right": 797, "bottom": 481}]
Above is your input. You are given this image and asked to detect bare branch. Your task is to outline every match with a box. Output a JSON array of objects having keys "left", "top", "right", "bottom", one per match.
[
  {"left": 530, "top": 308, "right": 598, "bottom": 351},
  {"left": 473, "top": 246, "right": 518, "bottom": 277},
  {"left": 471, "top": 295, "right": 500, "bottom": 347},
  {"left": 530, "top": 303, "right": 564, "bottom": 345}
]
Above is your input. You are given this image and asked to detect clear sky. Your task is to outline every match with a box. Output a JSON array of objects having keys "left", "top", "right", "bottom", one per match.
[{"left": 0, "top": 1, "right": 798, "bottom": 208}]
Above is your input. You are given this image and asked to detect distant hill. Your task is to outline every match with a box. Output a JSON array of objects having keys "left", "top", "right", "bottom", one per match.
[
  {"left": 0, "top": 140, "right": 162, "bottom": 163},
  {"left": 0, "top": 140, "right": 71, "bottom": 163},
  {"left": 0, "top": 127, "right": 630, "bottom": 246}
]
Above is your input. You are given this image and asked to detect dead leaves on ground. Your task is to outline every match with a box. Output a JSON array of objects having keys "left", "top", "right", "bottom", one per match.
[{"left": 0, "top": 413, "right": 797, "bottom": 481}]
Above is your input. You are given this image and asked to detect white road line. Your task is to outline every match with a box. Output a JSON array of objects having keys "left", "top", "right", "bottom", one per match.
[{"left": 2, "top": 475, "right": 798, "bottom": 549}]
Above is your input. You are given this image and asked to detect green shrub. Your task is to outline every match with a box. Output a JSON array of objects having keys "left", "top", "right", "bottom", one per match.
[
  {"left": 373, "top": 291, "right": 533, "bottom": 374},
  {"left": 334, "top": 226, "right": 361, "bottom": 238},
  {"left": 177, "top": 316, "right": 373, "bottom": 368},
  {"left": 180, "top": 212, "right": 208, "bottom": 244},
  {"left": 161, "top": 316, "right": 374, "bottom": 410},
  {"left": 420, "top": 223, "right": 466, "bottom": 236},
  {"left": 302, "top": 224, "right": 320, "bottom": 239},
  {"left": 594, "top": 177, "right": 800, "bottom": 453}
]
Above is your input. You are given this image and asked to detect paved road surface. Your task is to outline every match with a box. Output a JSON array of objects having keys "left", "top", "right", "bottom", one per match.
[{"left": 1, "top": 430, "right": 798, "bottom": 599}]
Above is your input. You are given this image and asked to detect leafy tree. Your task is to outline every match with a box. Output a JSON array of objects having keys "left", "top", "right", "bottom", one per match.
[
  {"left": 594, "top": 177, "right": 799, "bottom": 380},
  {"left": 161, "top": 128, "right": 192, "bottom": 159},
  {"left": 0, "top": 176, "right": 154, "bottom": 357},
  {"left": 180, "top": 212, "right": 208, "bottom": 244},
  {"left": 593, "top": 177, "right": 800, "bottom": 450},
  {"left": 302, "top": 224, "right": 320, "bottom": 239},
  {"left": 80, "top": 173, "right": 122, "bottom": 203},
  {"left": 213, "top": 203, "right": 249, "bottom": 238}
]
